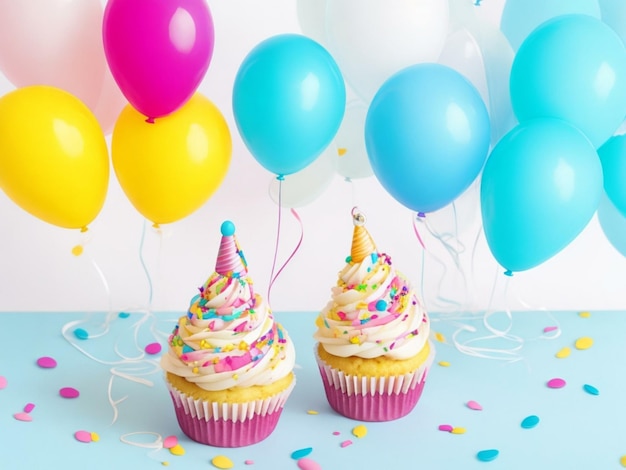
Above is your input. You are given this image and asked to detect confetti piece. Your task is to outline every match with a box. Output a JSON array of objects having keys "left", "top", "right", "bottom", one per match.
[
  {"left": 162, "top": 462, "right": 169, "bottom": 466},
  {"left": 118, "top": 312, "right": 131, "bottom": 318},
  {"left": 71, "top": 245, "right": 84, "bottom": 256},
  {"left": 451, "top": 427, "right": 466, "bottom": 434},
  {"left": 620, "top": 455, "right": 626, "bottom": 467},
  {"left": 211, "top": 455, "right": 234, "bottom": 469},
  {"left": 74, "top": 430, "right": 93, "bottom": 443},
  {"left": 543, "top": 326, "right": 558, "bottom": 333},
  {"left": 0, "top": 376, "right": 6, "bottom": 389},
  {"left": 578, "top": 311, "right": 591, "bottom": 318},
  {"left": 521, "top": 415, "right": 540, "bottom": 429},
  {"left": 163, "top": 435, "right": 178, "bottom": 449},
  {"left": 547, "top": 378, "right": 566, "bottom": 389},
  {"left": 337, "top": 147, "right": 347, "bottom": 156},
  {"left": 438, "top": 424, "right": 454, "bottom": 432},
  {"left": 244, "top": 460, "right": 254, "bottom": 465},
  {"left": 583, "top": 384, "right": 599, "bottom": 396},
  {"left": 144, "top": 342, "right": 162, "bottom": 355},
  {"left": 340, "top": 440, "right": 353, "bottom": 448},
  {"left": 291, "top": 448, "right": 313, "bottom": 460},
  {"left": 438, "top": 361, "right": 451, "bottom": 367},
  {"left": 23, "top": 403, "right": 35, "bottom": 413},
  {"left": 306, "top": 410, "right": 318, "bottom": 415},
  {"left": 60, "top": 387, "right": 80, "bottom": 398},
  {"left": 297, "top": 458, "right": 322, "bottom": 470},
  {"left": 36, "top": 356, "right": 57, "bottom": 368},
  {"left": 467, "top": 400, "right": 483, "bottom": 411},
  {"left": 74, "top": 328, "right": 89, "bottom": 340},
  {"left": 352, "top": 424, "right": 367, "bottom": 438},
  {"left": 435, "top": 332, "right": 446, "bottom": 343},
  {"left": 555, "top": 347, "right": 571, "bottom": 359},
  {"left": 91, "top": 432, "right": 100, "bottom": 442},
  {"left": 575, "top": 337, "right": 593, "bottom": 350},
  {"left": 169, "top": 444, "right": 185, "bottom": 456},
  {"left": 14, "top": 412, "right": 32, "bottom": 422},
  {"left": 477, "top": 449, "right": 499, "bottom": 462},
  {"left": 332, "top": 431, "right": 340, "bottom": 436}
]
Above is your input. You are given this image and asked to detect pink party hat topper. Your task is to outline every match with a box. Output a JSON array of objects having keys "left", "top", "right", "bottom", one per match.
[
  {"left": 350, "top": 207, "right": 377, "bottom": 263},
  {"left": 215, "top": 221, "right": 248, "bottom": 278}
]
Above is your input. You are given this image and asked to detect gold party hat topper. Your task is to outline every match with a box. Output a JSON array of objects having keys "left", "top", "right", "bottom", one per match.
[{"left": 350, "top": 207, "right": 377, "bottom": 263}]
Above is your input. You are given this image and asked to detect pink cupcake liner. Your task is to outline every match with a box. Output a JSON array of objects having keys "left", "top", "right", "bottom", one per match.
[
  {"left": 315, "top": 342, "right": 434, "bottom": 422},
  {"left": 166, "top": 378, "right": 295, "bottom": 447}
]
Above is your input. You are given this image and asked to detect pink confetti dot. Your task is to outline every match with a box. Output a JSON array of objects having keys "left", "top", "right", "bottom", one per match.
[
  {"left": 467, "top": 400, "right": 483, "bottom": 411},
  {"left": 144, "top": 342, "right": 162, "bottom": 355},
  {"left": 244, "top": 460, "right": 254, "bottom": 465},
  {"left": 543, "top": 326, "right": 558, "bottom": 333},
  {"left": 332, "top": 431, "right": 340, "bottom": 436},
  {"left": 74, "top": 430, "right": 92, "bottom": 443},
  {"left": 0, "top": 375, "right": 7, "bottom": 389},
  {"left": 36, "top": 356, "right": 57, "bottom": 368},
  {"left": 23, "top": 403, "right": 35, "bottom": 413},
  {"left": 14, "top": 412, "right": 32, "bottom": 422},
  {"left": 340, "top": 440, "right": 353, "bottom": 448},
  {"left": 297, "top": 458, "right": 322, "bottom": 470},
  {"left": 163, "top": 435, "right": 178, "bottom": 449},
  {"left": 60, "top": 387, "right": 80, "bottom": 398},
  {"left": 547, "top": 378, "right": 566, "bottom": 389},
  {"left": 438, "top": 424, "right": 454, "bottom": 432}
]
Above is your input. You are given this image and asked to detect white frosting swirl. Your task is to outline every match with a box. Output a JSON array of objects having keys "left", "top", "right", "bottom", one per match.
[
  {"left": 314, "top": 251, "right": 430, "bottom": 360},
  {"left": 161, "top": 272, "right": 295, "bottom": 391}
]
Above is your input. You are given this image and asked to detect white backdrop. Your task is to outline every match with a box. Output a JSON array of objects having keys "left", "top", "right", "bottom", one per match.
[{"left": 0, "top": 0, "right": 624, "bottom": 314}]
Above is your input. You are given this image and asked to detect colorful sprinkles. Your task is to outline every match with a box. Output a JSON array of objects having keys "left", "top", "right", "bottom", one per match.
[
  {"left": 521, "top": 415, "right": 540, "bottom": 429},
  {"left": 476, "top": 449, "right": 499, "bottom": 462},
  {"left": 36, "top": 356, "right": 57, "bottom": 368},
  {"left": 547, "top": 378, "right": 566, "bottom": 389},
  {"left": 59, "top": 387, "right": 80, "bottom": 398},
  {"left": 211, "top": 455, "right": 234, "bottom": 469}
]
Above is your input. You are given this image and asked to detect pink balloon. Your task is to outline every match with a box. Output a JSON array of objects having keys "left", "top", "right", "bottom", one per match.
[
  {"left": 103, "top": 0, "right": 214, "bottom": 122},
  {"left": 0, "top": 0, "right": 105, "bottom": 109},
  {"left": 93, "top": 65, "right": 128, "bottom": 136}
]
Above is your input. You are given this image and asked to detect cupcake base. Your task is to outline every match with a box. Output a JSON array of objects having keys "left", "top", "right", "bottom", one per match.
[
  {"left": 166, "top": 376, "right": 295, "bottom": 447},
  {"left": 316, "top": 342, "right": 434, "bottom": 422}
]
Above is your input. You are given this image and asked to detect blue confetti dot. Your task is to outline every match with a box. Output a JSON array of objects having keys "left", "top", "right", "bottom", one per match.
[
  {"left": 221, "top": 220, "right": 235, "bottom": 236},
  {"left": 74, "top": 328, "right": 89, "bottom": 340},
  {"left": 118, "top": 312, "right": 130, "bottom": 318},
  {"left": 521, "top": 415, "right": 540, "bottom": 429},
  {"left": 375, "top": 300, "right": 387, "bottom": 311},
  {"left": 345, "top": 256, "right": 352, "bottom": 263},
  {"left": 476, "top": 449, "right": 499, "bottom": 462},
  {"left": 290, "top": 447, "right": 313, "bottom": 460},
  {"left": 370, "top": 253, "right": 379, "bottom": 263},
  {"left": 583, "top": 384, "right": 599, "bottom": 396}
]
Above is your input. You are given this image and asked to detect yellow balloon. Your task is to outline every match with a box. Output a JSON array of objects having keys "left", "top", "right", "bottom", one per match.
[
  {"left": 0, "top": 86, "right": 109, "bottom": 229},
  {"left": 112, "top": 93, "right": 232, "bottom": 225}
]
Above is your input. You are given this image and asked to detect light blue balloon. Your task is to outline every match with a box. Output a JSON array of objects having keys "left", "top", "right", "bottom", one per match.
[
  {"left": 598, "top": 135, "right": 626, "bottom": 217},
  {"left": 598, "top": 0, "right": 626, "bottom": 45},
  {"left": 510, "top": 14, "right": 626, "bottom": 148},
  {"left": 364, "top": 63, "right": 490, "bottom": 214},
  {"left": 480, "top": 118, "right": 603, "bottom": 273},
  {"left": 501, "top": 0, "right": 600, "bottom": 51},
  {"left": 232, "top": 34, "right": 346, "bottom": 176},
  {"left": 597, "top": 192, "right": 626, "bottom": 257}
]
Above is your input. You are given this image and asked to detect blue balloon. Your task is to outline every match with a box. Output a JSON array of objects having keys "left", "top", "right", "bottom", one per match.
[
  {"left": 501, "top": 0, "right": 601, "bottom": 51},
  {"left": 232, "top": 34, "right": 346, "bottom": 176},
  {"left": 364, "top": 63, "right": 490, "bottom": 214},
  {"left": 510, "top": 14, "right": 626, "bottom": 148},
  {"left": 598, "top": 135, "right": 626, "bottom": 217},
  {"left": 597, "top": 192, "right": 626, "bottom": 257},
  {"left": 480, "top": 118, "right": 603, "bottom": 273}
]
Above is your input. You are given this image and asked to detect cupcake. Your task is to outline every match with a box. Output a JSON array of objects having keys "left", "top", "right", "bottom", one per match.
[
  {"left": 313, "top": 209, "right": 434, "bottom": 422},
  {"left": 161, "top": 221, "right": 296, "bottom": 447}
]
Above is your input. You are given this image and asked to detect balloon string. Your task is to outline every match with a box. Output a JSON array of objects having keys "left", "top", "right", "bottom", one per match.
[
  {"left": 267, "top": 179, "right": 304, "bottom": 306},
  {"left": 139, "top": 219, "right": 154, "bottom": 309}
]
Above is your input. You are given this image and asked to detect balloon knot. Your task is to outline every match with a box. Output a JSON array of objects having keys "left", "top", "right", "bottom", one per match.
[
  {"left": 145, "top": 117, "right": 155, "bottom": 124},
  {"left": 417, "top": 212, "right": 426, "bottom": 218},
  {"left": 80, "top": 226, "right": 89, "bottom": 233},
  {"left": 152, "top": 222, "right": 160, "bottom": 230},
  {"left": 276, "top": 174, "right": 285, "bottom": 181},
  {"left": 474, "top": 0, "right": 481, "bottom": 5},
  {"left": 504, "top": 269, "right": 513, "bottom": 277}
]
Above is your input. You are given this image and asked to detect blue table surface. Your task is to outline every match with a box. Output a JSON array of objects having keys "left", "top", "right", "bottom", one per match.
[{"left": 1, "top": 310, "right": 625, "bottom": 469}]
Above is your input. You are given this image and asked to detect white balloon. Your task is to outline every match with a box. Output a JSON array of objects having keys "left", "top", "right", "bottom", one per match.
[
  {"left": 268, "top": 147, "right": 336, "bottom": 208},
  {"left": 326, "top": 0, "right": 449, "bottom": 103},
  {"left": 93, "top": 64, "right": 127, "bottom": 136},
  {"left": 333, "top": 99, "right": 373, "bottom": 180},
  {"left": 296, "top": 0, "right": 329, "bottom": 47}
]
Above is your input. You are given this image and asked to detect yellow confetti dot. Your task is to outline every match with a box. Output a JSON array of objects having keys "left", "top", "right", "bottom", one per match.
[
  {"left": 438, "top": 361, "right": 451, "bottom": 367},
  {"left": 162, "top": 462, "right": 170, "bottom": 467},
  {"left": 211, "top": 455, "right": 234, "bottom": 469},
  {"left": 575, "top": 337, "right": 593, "bottom": 350},
  {"left": 579, "top": 311, "right": 591, "bottom": 318},
  {"left": 307, "top": 410, "right": 319, "bottom": 415},
  {"left": 169, "top": 444, "right": 185, "bottom": 456},
  {"left": 555, "top": 347, "right": 571, "bottom": 359},
  {"left": 434, "top": 332, "right": 446, "bottom": 343},
  {"left": 90, "top": 432, "right": 100, "bottom": 442},
  {"left": 337, "top": 147, "right": 347, "bottom": 156},
  {"left": 349, "top": 336, "right": 361, "bottom": 345},
  {"left": 192, "top": 367, "right": 199, "bottom": 374},
  {"left": 451, "top": 427, "right": 466, "bottom": 434},
  {"left": 352, "top": 424, "right": 367, "bottom": 438},
  {"left": 71, "top": 245, "right": 84, "bottom": 256},
  {"left": 620, "top": 455, "right": 626, "bottom": 467}
]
